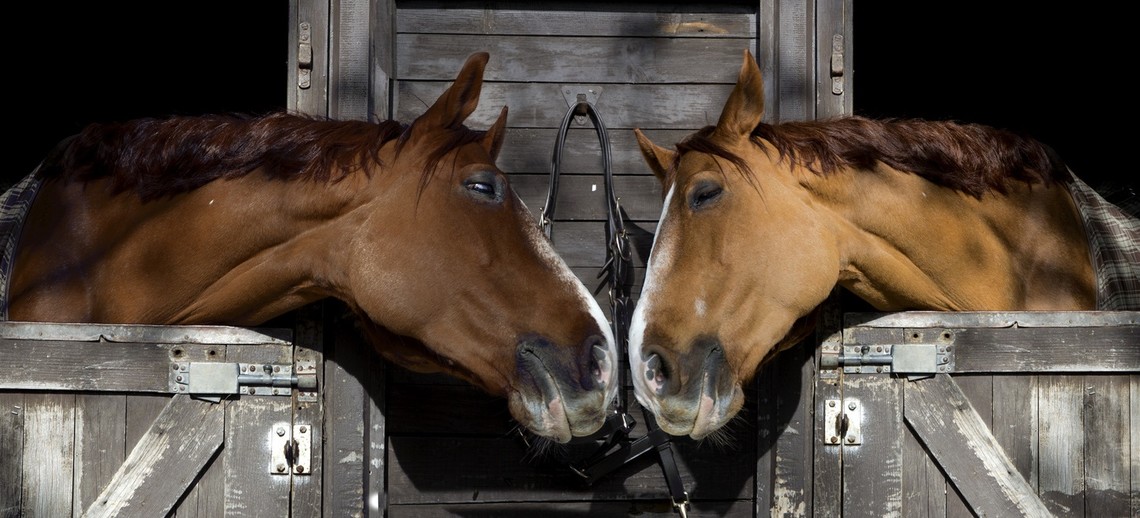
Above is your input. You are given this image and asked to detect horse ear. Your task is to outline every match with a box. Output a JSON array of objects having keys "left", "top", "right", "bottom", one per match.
[
  {"left": 634, "top": 128, "right": 676, "bottom": 184},
  {"left": 416, "top": 52, "right": 490, "bottom": 130},
  {"left": 714, "top": 49, "right": 765, "bottom": 140},
  {"left": 481, "top": 106, "right": 508, "bottom": 160}
]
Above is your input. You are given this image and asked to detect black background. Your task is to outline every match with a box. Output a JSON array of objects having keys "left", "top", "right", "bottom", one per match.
[{"left": 12, "top": 2, "right": 1135, "bottom": 197}]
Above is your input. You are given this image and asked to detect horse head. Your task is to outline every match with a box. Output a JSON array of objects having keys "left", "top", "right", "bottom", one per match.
[
  {"left": 342, "top": 52, "right": 619, "bottom": 443},
  {"left": 628, "top": 50, "right": 839, "bottom": 439}
]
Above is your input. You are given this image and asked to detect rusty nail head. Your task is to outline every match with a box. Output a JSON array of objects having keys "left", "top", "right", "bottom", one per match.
[
  {"left": 847, "top": 436, "right": 855, "bottom": 443},
  {"left": 830, "top": 436, "right": 839, "bottom": 444},
  {"left": 299, "top": 426, "right": 308, "bottom": 433},
  {"left": 295, "top": 465, "right": 305, "bottom": 474},
  {"left": 276, "top": 463, "right": 286, "bottom": 472}
]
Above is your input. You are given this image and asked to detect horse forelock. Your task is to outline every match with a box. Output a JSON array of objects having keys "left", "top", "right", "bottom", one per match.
[
  {"left": 674, "top": 116, "right": 1069, "bottom": 199},
  {"left": 36, "top": 112, "right": 440, "bottom": 201}
]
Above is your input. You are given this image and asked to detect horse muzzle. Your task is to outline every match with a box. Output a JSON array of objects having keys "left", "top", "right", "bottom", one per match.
[
  {"left": 509, "top": 334, "right": 617, "bottom": 443},
  {"left": 633, "top": 337, "right": 744, "bottom": 439}
]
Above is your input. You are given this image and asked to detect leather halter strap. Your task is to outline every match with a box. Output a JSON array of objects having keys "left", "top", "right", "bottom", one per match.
[{"left": 542, "top": 99, "right": 689, "bottom": 517}]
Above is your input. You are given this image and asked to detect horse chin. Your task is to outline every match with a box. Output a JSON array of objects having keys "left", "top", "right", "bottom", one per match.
[
  {"left": 655, "top": 374, "right": 744, "bottom": 440},
  {"left": 508, "top": 357, "right": 607, "bottom": 444}
]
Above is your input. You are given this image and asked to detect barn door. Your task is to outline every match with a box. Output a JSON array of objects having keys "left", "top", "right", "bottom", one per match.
[
  {"left": 0, "top": 320, "right": 326, "bottom": 517},
  {"left": 811, "top": 311, "right": 1138, "bottom": 517}
]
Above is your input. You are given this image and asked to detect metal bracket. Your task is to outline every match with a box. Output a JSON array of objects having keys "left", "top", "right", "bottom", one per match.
[
  {"left": 298, "top": 22, "right": 313, "bottom": 89},
  {"left": 561, "top": 86, "right": 602, "bottom": 125},
  {"left": 820, "top": 330, "right": 955, "bottom": 377},
  {"left": 269, "top": 422, "right": 312, "bottom": 475},
  {"left": 170, "top": 361, "right": 317, "bottom": 397},
  {"left": 830, "top": 34, "right": 845, "bottom": 95},
  {"left": 823, "top": 399, "right": 862, "bottom": 445}
]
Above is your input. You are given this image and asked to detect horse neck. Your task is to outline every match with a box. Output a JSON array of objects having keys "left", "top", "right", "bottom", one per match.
[
  {"left": 806, "top": 164, "right": 1095, "bottom": 311},
  {"left": 11, "top": 171, "right": 373, "bottom": 325}
]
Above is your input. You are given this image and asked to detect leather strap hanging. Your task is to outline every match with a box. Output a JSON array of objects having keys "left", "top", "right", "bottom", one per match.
[{"left": 542, "top": 97, "right": 689, "bottom": 517}]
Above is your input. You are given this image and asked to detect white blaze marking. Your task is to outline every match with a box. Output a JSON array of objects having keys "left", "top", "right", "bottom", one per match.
[
  {"left": 516, "top": 194, "right": 619, "bottom": 405},
  {"left": 628, "top": 183, "right": 676, "bottom": 412},
  {"left": 694, "top": 298, "right": 706, "bottom": 317}
]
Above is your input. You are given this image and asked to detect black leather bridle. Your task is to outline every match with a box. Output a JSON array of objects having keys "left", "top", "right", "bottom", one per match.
[{"left": 541, "top": 98, "right": 690, "bottom": 517}]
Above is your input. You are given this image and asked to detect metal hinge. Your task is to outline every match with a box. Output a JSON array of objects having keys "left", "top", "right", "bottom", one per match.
[
  {"left": 269, "top": 422, "right": 312, "bottom": 476},
  {"left": 820, "top": 331, "right": 955, "bottom": 379},
  {"left": 170, "top": 360, "right": 318, "bottom": 398}
]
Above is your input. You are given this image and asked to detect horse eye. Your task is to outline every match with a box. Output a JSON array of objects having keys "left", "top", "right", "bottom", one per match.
[
  {"left": 689, "top": 182, "right": 723, "bottom": 210},
  {"left": 466, "top": 181, "right": 496, "bottom": 196}
]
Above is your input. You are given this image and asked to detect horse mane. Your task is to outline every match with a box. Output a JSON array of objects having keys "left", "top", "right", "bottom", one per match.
[
  {"left": 37, "top": 111, "right": 486, "bottom": 201},
  {"left": 674, "top": 116, "right": 1070, "bottom": 198}
]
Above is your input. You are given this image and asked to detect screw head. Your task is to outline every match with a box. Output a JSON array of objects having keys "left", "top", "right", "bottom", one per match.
[
  {"left": 276, "top": 463, "right": 286, "bottom": 473},
  {"left": 295, "top": 465, "right": 306, "bottom": 474},
  {"left": 846, "top": 436, "right": 856, "bottom": 444},
  {"left": 276, "top": 427, "right": 286, "bottom": 436},
  {"left": 828, "top": 401, "right": 836, "bottom": 407},
  {"left": 848, "top": 402, "right": 857, "bottom": 410},
  {"left": 830, "top": 436, "right": 839, "bottom": 444},
  {"left": 299, "top": 426, "right": 308, "bottom": 433}
]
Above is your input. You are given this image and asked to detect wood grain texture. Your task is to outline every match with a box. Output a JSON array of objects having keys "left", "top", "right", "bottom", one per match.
[
  {"left": 397, "top": 34, "right": 752, "bottom": 83},
  {"left": 397, "top": 4, "right": 755, "bottom": 38},
  {"left": 74, "top": 394, "right": 126, "bottom": 515},
  {"left": 904, "top": 374, "right": 1052, "bottom": 517},
  {"left": 0, "top": 392, "right": 24, "bottom": 517},
  {"left": 397, "top": 82, "right": 735, "bottom": 130},
  {"left": 1038, "top": 375, "right": 1085, "bottom": 517},
  {"left": 0, "top": 340, "right": 172, "bottom": 392},
  {"left": 1083, "top": 375, "right": 1130, "bottom": 517},
  {"left": 22, "top": 393, "right": 74, "bottom": 518},
  {"left": 842, "top": 375, "right": 903, "bottom": 517},
  {"left": 82, "top": 395, "right": 223, "bottom": 518}
]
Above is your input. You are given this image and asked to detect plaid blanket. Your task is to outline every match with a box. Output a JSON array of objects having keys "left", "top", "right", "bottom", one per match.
[
  {"left": 1067, "top": 171, "right": 1140, "bottom": 310},
  {"left": 0, "top": 170, "right": 44, "bottom": 321}
]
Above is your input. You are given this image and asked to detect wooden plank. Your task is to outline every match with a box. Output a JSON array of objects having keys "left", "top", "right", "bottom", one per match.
[
  {"left": 992, "top": 375, "right": 1039, "bottom": 490},
  {"left": 0, "top": 340, "right": 171, "bottom": 392},
  {"left": 512, "top": 174, "right": 663, "bottom": 223},
  {"left": 288, "top": 0, "right": 331, "bottom": 116},
  {"left": 1131, "top": 374, "right": 1139, "bottom": 517},
  {"left": 498, "top": 128, "right": 692, "bottom": 177},
  {"left": 223, "top": 344, "right": 293, "bottom": 517},
  {"left": 387, "top": 499, "right": 753, "bottom": 517},
  {"left": 842, "top": 375, "right": 902, "bottom": 517},
  {"left": 1083, "top": 375, "right": 1130, "bottom": 517},
  {"left": 22, "top": 393, "right": 75, "bottom": 518},
  {"left": 753, "top": 360, "right": 775, "bottom": 516},
  {"left": 951, "top": 327, "right": 1139, "bottom": 372},
  {"left": 397, "top": 4, "right": 756, "bottom": 38},
  {"left": 946, "top": 375, "right": 993, "bottom": 518},
  {"left": 323, "top": 325, "right": 369, "bottom": 516},
  {"left": 1038, "top": 375, "right": 1085, "bottom": 517},
  {"left": 398, "top": 82, "right": 735, "bottom": 130},
  {"left": 901, "top": 426, "right": 946, "bottom": 517},
  {"left": 291, "top": 303, "right": 327, "bottom": 518},
  {"left": 811, "top": 291, "right": 845, "bottom": 518},
  {"left": 770, "top": 343, "right": 814, "bottom": 516},
  {"left": 0, "top": 393, "right": 23, "bottom": 515},
  {"left": 904, "top": 374, "right": 1052, "bottom": 517},
  {"left": 328, "top": 0, "right": 371, "bottom": 120},
  {"left": 771, "top": 0, "right": 814, "bottom": 123},
  {"left": 74, "top": 394, "right": 127, "bottom": 515},
  {"left": 83, "top": 395, "right": 224, "bottom": 518},
  {"left": 549, "top": 221, "right": 654, "bottom": 268},
  {"left": 815, "top": 0, "right": 852, "bottom": 119},
  {"left": 371, "top": 0, "right": 396, "bottom": 120},
  {"left": 396, "top": 34, "right": 753, "bottom": 83}
]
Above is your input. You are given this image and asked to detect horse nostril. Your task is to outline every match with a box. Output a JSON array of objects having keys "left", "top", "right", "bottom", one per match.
[
  {"left": 591, "top": 344, "right": 610, "bottom": 385},
  {"left": 645, "top": 353, "right": 667, "bottom": 395}
]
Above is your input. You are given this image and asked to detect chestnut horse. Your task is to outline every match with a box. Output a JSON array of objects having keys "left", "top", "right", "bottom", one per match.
[
  {"left": 1, "top": 52, "right": 618, "bottom": 443},
  {"left": 629, "top": 49, "right": 1139, "bottom": 439}
]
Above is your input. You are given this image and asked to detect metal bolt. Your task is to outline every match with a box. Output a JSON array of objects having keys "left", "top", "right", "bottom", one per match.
[
  {"left": 248, "top": 387, "right": 256, "bottom": 394},
  {"left": 848, "top": 402, "right": 857, "bottom": 411},
  {"left": 276, "top": 463, "right": 286, "bottom": 473},
  {"left": 846, "top": 436, "right": 856, "bottom": 444},
  {"left": 179, "top": 386, "right": 186, "bottom": 392},
  {"left": 299, "top": 426, "right": 308, "bottom": 434},
  {"left": 276, "top": 427, "right": 286, "bottom": 436},
  {"left": 273, "top": 365, "right": 281, "bottom": 373},
  {"left": 830, "top": 436, "right": 839, "bottom": 444},
  {"left": 272, "top": 389, "right": 279, "bottom": 395},
  {"left": 176, "top": 375, "right": 183, "bottom": 382},
  {"left": 172, "top": 364, "right": 179, "bottom": 371},
  {"left": 248, "top": 365, "right": 257, "bottom": 372},
  {"left": 828, "top": 401, "right": 836, "bottom": 407},
  {"left": 295, "top": 465, "right": 305, "bottom": 474},
  {"left": 875, "top": 346, "right": 882, "bottom": 352}
]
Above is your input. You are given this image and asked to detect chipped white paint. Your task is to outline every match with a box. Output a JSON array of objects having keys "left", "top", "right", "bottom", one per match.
[{"left": 340, "top": 451, "right": 364, "bottom": 464}]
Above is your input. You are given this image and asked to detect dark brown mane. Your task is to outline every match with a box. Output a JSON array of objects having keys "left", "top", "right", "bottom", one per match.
[
  {"left": 37, "top": 112, "right": 487, "bottom": 201},
  {"left": 674, "top": 116, "right": 1070, "bottom": 198}
]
